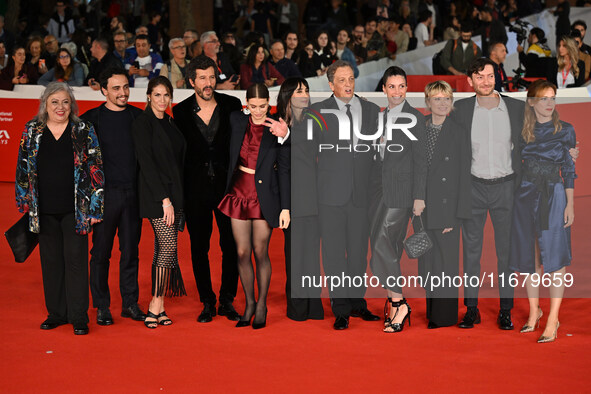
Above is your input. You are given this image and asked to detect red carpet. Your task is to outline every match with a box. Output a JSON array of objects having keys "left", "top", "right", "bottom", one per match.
[{"left": 1, "top": 182, "right": 589, "bottom": 393}]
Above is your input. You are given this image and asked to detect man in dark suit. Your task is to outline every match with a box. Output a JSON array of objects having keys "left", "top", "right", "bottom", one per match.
[
  {"left": 369, "top": 66, "right": 427, "bottom": 332},
  {"left": 173, "top": 56, "right": 242, "bottom": 322},
  {"left": 311, "top": 60, "right": 381, "bottom": 330},
  {"left": 451, "top": 58, "right": 524, "bottom": 330},
  {"left": 81, "top": 67, "right": 146, "bottom": 325}
]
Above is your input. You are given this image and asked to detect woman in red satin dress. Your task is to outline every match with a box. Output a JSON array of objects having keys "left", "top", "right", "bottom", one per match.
[{"left": 219, "top": 83, "right": 290, "bottom": 329}]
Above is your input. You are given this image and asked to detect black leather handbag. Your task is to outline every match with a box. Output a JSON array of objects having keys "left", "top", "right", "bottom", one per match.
[
  {"left": 403, "top": 214, "right": 433, "bottom": 259},
  {"left": 5, "top": 213, "right": 39, "bottom": 263}
]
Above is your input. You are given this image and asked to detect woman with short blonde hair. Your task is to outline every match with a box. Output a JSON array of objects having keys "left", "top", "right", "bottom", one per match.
[{"left": 418, "top": 80, "right": 471, "bottom": 329}]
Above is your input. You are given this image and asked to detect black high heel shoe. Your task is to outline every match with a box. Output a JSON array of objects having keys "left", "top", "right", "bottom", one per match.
[
  {"left": 252, "top": 308, "right": 267, "bottom": 330},
  {"left": 383, "top": 298, "right": 411, "bottom": 333},
  {"left": 236, "top": 304, "right": 255, "bottom": 328},
  {"left": 383, "top": 297, "right": 393, "bottom": 327}
]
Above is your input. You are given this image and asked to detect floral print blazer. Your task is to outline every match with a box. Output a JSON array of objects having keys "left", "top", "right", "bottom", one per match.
[{"left": 15, "top": 119, "right": 105, "bottom": 234}]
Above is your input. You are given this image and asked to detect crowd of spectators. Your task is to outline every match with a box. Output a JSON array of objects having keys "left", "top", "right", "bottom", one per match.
[{"left": 0, "top": 0, "right": 589, "bottom": 91}]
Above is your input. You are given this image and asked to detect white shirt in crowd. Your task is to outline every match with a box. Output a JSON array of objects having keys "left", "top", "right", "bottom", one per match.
[{"left": 414, "top": 23, "right": 429, "bottom": 48}]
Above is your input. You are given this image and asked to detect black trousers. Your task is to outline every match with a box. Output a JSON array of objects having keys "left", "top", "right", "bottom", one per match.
[
  {"left": 89, "top": 186, "right": 142, "bottom": 309},
  {"left": 185, "top": 199, "right": 238, "bottom": 306},
  {"left": 284, "top": 216, "right": 324, "bottom": 321},
  {"left": 419, "top": 223, "right": 460, "bottom": 327},
  {"left": 462, "top": 180, "right": 515, "bottom": 310},
  {"left": 39, "top": 213, "right": 89, "bottom": 325},
  {"left": 318, "top": 200, "right": 368, "bottom": 317}
]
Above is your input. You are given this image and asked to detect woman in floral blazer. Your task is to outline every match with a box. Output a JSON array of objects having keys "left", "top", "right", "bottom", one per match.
[{"left": 15, "top": 82, "right": 104, "bottom": 335}]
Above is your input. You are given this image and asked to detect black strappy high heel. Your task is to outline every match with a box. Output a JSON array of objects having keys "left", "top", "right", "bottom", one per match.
[{"left": 384, "top": 298, "right": 411, "bottom": 333}]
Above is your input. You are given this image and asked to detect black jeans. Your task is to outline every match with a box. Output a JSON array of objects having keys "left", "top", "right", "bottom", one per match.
[
  {"left": 39, "top": 213, "right": 89, "bottom": 325},
  {"left": 89, "top": 186, "right": 142, "bottom": 309}
]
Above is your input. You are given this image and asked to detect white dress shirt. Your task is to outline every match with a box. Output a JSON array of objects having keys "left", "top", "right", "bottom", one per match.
[{"left": 470, "top": 92, "right": 513, "bottom": 179}]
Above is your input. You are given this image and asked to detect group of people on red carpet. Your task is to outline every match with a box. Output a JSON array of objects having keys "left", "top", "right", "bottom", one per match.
[{"left": 15, "top": 56, "right": 577, "bottom": 343}]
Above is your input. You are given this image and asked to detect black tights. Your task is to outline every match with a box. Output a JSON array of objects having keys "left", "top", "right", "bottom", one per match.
[{"left": 231, "top": 218, "right": 273, "bottom": 324}]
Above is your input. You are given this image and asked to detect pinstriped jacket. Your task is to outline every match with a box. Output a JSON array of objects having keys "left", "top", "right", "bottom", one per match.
[{"left": 15, "top": 119, "right": 104, "bottom": 234}]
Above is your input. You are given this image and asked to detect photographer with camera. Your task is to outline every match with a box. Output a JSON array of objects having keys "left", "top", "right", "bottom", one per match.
[{"left": 516, "top": 26, "right": 552, "bottom": 77}]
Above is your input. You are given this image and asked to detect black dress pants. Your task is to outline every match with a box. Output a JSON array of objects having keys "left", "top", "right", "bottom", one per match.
[
  {"left": 318, "top": 200, "right": 369, "bottom": 317},
  {"left": 185, "top": 199, "right": 238, "bottom": 306},
  {"left": 90, "top": 186, "right": 142, "bottom": 309},
  {"left": 39, "top": 213, "right": 89, "bottom": 325},
  {"left": 284, "top": 217, "right": 324, "bottom": 321},
  {"left": 419, "top": 224, "right": 460, "bottom": 327},
  {"left": 462, "top": 180, "right": 515, "bottom": 310}
]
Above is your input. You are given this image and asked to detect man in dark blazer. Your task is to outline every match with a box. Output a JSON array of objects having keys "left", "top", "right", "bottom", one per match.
[
  {"left": 81, "top": 67, "right": 146, "bottom": 325},
  {"left": 173, "top": 56, "right": 242, "bottom": 322},
  {"left": 311, "top": 60, "right": 381, "bottom": 330},
  {"left": 451, "top": 58, "right": 524, "bottom": 330},
  {"left": 368, "top": 66, "right": 427, "bottom": 332}
]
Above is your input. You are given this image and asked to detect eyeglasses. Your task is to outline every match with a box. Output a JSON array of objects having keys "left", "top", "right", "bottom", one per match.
[
  {"left": 45, "top": 39, "right": 56, "bottom": 44},
  {"left": 59, "top": 55, "right": 70, "bottom": 59},
  {"left": 206, "top": 39, "right": 219, "bottom": 44},
  {"left": 172, "top": 45, "right": 186, "bottom": 50},
  {"left": 114, "top": 39, "right": 126, "bottom": 43}
]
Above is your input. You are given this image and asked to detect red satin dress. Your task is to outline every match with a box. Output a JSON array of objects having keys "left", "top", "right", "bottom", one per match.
[{"left": 218, "top": 118, "right": 265, "bottom": 220}]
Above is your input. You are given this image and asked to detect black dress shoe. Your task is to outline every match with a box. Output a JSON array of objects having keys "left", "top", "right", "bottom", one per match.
[
  {"left": 497, "top": 310, "right": 514, "bottom": 330},
  {"left": 40, "top": 319, "right": 66, "bottom": 330},
  {"left": 351, "top": 308, "right": 380, "bottom": 321},
  {"left": 73, "top": 323, "right": 89, "bottom": 335},
  {"left": 97, "top": 308, "right": 114, "bottom": 326},
  {"left": 197, "top": 303, "right": 216, "bottom": 323},
  {"left": 333, "top": 315, "right": 349, "bottom": 330},
  {"left": 458, "top": 308, "right": 481, "bottom": 328},
  {"left": 218, "top": 303, "right": 240, "bottom": 321},
  {"left": 121, "top": 304, "right": 147, "bottom": 321}
]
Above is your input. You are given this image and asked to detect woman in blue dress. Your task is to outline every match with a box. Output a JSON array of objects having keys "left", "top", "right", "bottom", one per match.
[{"left": 509, "top": 80, "right": 576, "bottom": 343}]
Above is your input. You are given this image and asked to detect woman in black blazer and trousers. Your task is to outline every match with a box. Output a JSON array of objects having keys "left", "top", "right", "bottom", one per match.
[
  {"left": 131, "top": 76, "right": 187, "bottom": 329},
  {"left": 419, "top": 81, "right": 472, "bottom": 328},
  {"left": 218, "top": 83, "right": 290, "bottom": 329}
]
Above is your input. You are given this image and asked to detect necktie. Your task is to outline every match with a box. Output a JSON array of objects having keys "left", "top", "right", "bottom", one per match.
[{"left": 345, "top": 104, "right": 353, "bottom": 149}]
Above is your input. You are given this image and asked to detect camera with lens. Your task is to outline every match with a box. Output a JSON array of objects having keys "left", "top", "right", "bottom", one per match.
[{"left": 509, "top": 20, "right": 532, "bottom": 44}]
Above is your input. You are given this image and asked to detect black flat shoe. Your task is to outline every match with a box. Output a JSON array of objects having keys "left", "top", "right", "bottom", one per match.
[
  {"left": 121, "top": 304, "right": 147, "bottom": 321},
  {"left": 428, "top": 322, "right": 439, "bottom": 329},
  {"left": 218, "top": 303, "right": 241, "bottom": 321},
  {"left": 144, "top": 310, "right": 159, "bottom": 329},
  {"left": 458, "top": 308, "right": 481, "bottom": 329},
  {"left": 73, "top": 323, "right": 89, "bottom": 335},
  {"left": 40, "top": 318, "right": 66, "bottom": 330},
  {"left": 197, "top": 303, "right": 216, "bottom": 323},
  {"left": 97, "top": 308, "right": 114, "bottom": 326},
  {"left": 497, "top": 310, "right": 514, "bottom": 330},
  {"left": 333, "top": 315, "right": 349, "bottom": 330},
  {"left": 351, "top": 308, "right": 380, "bottom": 321}
]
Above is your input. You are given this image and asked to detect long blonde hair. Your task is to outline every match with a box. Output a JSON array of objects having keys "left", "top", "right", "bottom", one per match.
[
  {"left": 522, "top": 80, "right": 562, "bottom": 143},
  {"left": 558, "top": 36, "right": 580, "bottom": 78}
]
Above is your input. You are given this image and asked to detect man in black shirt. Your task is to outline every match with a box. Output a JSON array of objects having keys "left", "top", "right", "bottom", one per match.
[
  {"left": 173, "top": 56, "right": 242, "bottom": 322},
  {"left": 269, "top": 39, "right": 302, "bottom": 79},
  {"left": 86, "top": 38, "right": 124, "bottom": 90},
  {"left": 81, "top": 67, "right": 146, "bottom": 325}
]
